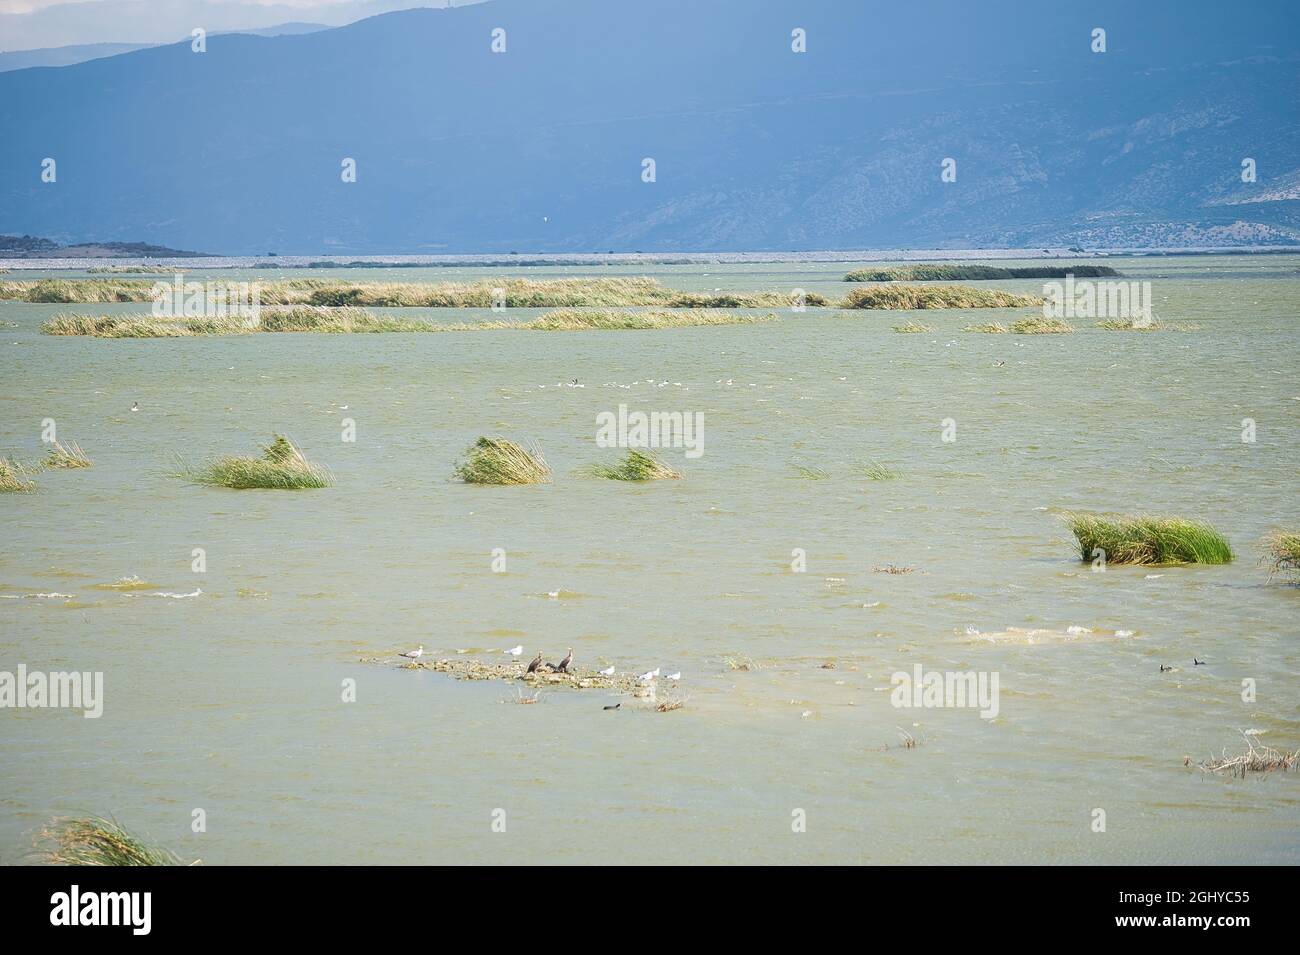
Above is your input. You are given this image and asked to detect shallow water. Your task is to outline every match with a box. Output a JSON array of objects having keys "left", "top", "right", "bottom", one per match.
[{"left": 2, "top": 254, "right": 1298, "bottom": 865}]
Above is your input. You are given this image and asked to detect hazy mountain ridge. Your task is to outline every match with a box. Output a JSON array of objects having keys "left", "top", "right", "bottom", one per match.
[{"left": 0, "top": 0, "right": 1296, "bottom": 253}]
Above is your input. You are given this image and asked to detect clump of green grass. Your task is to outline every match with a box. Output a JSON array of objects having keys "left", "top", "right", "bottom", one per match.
[
  {"left": 892, "top": 320, "right": 933, "bottom": 333},
  {"left": 36, "top": 816, "right": 185, "bottom": 866},
  {"left": 42, "top": 441, "right": 92, "bottom": 469},
  {"left": 1064, "top": 513, "right": 1233, "bottom": 565},
  {"left": 845, "top": 264, "right": 1119, "bottom": 282},
  {"left": 840, "top": 285, "right": 1041, "bottom": 310},
  {"left": 586, "top": 449, "right": 682, "bottom": 481},
  {"left": 1010, "top": 317, "right": 1073, "bottom": 334},
  {"left": 962, "top": 321, "right": 1009, "bottom": 333},
  {"left": 455, "top": 437, "right": 551, "bottom": 485},
  {"left": 858, "top": 461, "right": 899, "bottom": 480},
  {"left": 0, "top": 458, "right": 37, "bottom": 493},
  {"left": 1095, "top": 318, "right": 1199, "bottom": 331},
  {"left": 175, "top": 435, "right": 332, "bottom": 490},
  {"left": 1266, "top": 531, "right": 1300, "bottom": 580}
]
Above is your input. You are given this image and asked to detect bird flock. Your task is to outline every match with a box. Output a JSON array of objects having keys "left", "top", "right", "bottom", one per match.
[{"left": 397, "top": 644, "right": 680, "bottom": 684}]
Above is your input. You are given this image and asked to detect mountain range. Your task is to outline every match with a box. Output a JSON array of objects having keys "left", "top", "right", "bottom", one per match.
[{"left": 1, "top": 0, "right": 1297, "bottom": 254}]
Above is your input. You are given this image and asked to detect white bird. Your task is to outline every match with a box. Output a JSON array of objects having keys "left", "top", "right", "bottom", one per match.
[
  {"left": 546, "top": 590, "right": 560, "bottom": 599},
  {"left": 599, "top": 665, "right": 615, "bottom": 676},
  {"left": 665, "top": 672, "right": 681, "bottom": 681},
  {"left": 398, "top": 645, "right": 424, "bottom": 661},
  {"left": 130, "top": 402, "right": 140, "bottom": 412},
  {"left": 504, "top": 645, "right": 523, "bottom": 656},
  {"left": 638, "top": 667, "right": 660, "bottom": 682}
]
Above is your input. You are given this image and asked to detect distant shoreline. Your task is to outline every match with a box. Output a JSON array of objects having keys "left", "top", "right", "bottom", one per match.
[{"left": 2, "top": 246, "right": 1298, "bottom": 271}]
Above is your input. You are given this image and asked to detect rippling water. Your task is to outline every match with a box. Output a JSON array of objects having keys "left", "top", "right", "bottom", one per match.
[{"left": 2, "top": 255, "right": 1297, "bottom": 864}]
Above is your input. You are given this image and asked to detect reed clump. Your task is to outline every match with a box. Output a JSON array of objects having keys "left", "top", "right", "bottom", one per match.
[
  {"left": 42, "top": 313, "right": 241, "bottom": 337},
  {"left": 455, "top": 437, "right": 552, "bottom": 485},
  {"left": 15, "top": 278, "right": 156, "bottom": 303},
  {"left": 1010, "top": 317, "right": 1073, "bottom": 334},
  {"left": 521, "top": 308, "right": 772, "bottom": 330},
  {"left": 1064, "top": 513, "right": 1233, "bottom": 565},
  {"left": 858, "top": 461, "right": 899, "bottom": 480},
  {"left": 845, "top": 264, "right": 1119, "bottom": 282},
  {"left": 44, "top": 306, "right": 775, "bottom": 337},
  {"left": 175, "top": 435, "right": 332, "bottom": 489},
  {"left": 1266, "top": 531, "right": 1300, "bottom": 580},
  {"left": 42, "top": 441, "right": 92, "bottom": 469},
  {"left": 840, "top": 285, "right": 1041, "bottom": 310},
  {"left": 962, "top": 321, "right": 1009, "bottom": 333},
  {"left": 0, "top": 458, "right": 37, "bottom": 493},
  {"left": 15, "top": 275, "right": 824, "bottom": 308},
  {"left": 257, "top": 306, "right": 435, "bottom": 333},
  {"left": 1095, "top": 318, "right": 1199, "bottom": 331},
  {"left": 1197, "top": 734, "right": 1299, "bottom": 777},
  {"left": 36, "top": 816, "right": 186, "bottom": 866},
  {"left": 290, "top": 277, "right": 825, "bottom": 309},
  {"left": 792, "top": 464, "right": 830, "bottom": 480},
  {"left": 892, "top": 320, "right": 933, "bottom": 333},
  {"left": 586, "top": 449, "right": 683, "bottom": 481}
]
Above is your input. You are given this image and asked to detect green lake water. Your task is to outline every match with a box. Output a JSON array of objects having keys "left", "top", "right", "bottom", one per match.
[{"left": 2, "top": 254, "right": 1297, "bottom": 864}]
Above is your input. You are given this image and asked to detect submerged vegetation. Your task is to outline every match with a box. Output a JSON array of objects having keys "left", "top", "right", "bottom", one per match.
[
  {"left": 586, "top": 449, "right": 682, "bottom": 481},
  {"left": 1064, "top": 513, "right": 1233, "bottom": 565},
  {"left": 792, "top": 464, "right": 830, "bottom": 480},
  {"left": 455, "top": 437, "right": 551, "bottom": 485},
  {"left": 36, "top": 816, "right": 186, "bottom": 866},
  {"left": 845, "top": 264, "right": 1120, "bottom": 282},
  {"left": 841, "top": 284, "right": 1041, "bottom": 310},
  {"left": 175, "top": 435, "right": 332, "bottom": 489},
  {"left": 858, "top": 461, "right": 900, "bottom": 480}
]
